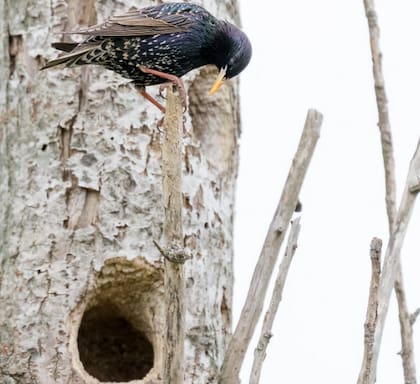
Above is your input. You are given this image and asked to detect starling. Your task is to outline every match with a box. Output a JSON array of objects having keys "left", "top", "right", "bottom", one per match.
[{"left": 42, "top": 3, "right": 252, "bottom": 111}]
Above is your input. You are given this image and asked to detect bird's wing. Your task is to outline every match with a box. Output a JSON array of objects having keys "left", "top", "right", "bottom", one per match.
[{"left": 64, "top": 8, "right": 192, "bottom": 37}]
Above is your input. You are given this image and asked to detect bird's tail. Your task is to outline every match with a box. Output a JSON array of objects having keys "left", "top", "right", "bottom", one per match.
[
  {"left": 41, "top": 42, "right": 99, "bottom": 70},
  {"left": 51, "top": 42, "right": 79, "bottom": 52}
]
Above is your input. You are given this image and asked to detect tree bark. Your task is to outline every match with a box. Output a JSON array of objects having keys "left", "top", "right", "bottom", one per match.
[{"left": 0, "top": 1, "right": 241, "bottom": 383}]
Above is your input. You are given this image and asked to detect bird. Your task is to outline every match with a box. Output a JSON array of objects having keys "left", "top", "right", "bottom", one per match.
[{"left": 42, "top": 2, "right": 252, "bottom": 112}]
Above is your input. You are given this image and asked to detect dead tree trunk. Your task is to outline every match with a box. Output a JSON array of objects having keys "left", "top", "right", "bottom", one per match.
[{"left": 0, "top": 1, "right": 241, "bottom": 382}]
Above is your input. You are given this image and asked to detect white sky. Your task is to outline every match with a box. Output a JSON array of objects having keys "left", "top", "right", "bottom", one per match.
[{"left": 235, "top": 1, "right": 420, "bottom": 383}]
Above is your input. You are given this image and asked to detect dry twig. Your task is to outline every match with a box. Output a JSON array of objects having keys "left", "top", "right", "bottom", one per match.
[
  {"left": 395, "top": 264, "right": 418, "bottom": 383},
  {"left": 249, "top": 218, "right": 301, "bottom": 384},
  {"left": 161, "top": 86, "right": 186, "bottom": 384},
  {"left": 362, "top": 1, "right": 417, "bottom": 382},
  {"left": 360, "top": 140, "right": 420, "bottom": 384},
  {"left": 220, "top": 109, "right": 323, "bottom": 383},
  {"left": 363, "top": 0, "right": 396, "bottom": 223},
  {"left": 357, "top": 237, "right": 382, "bottom": 384}
]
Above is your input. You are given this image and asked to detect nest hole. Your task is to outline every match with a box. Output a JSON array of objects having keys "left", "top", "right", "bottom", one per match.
[{"left": 78, "top": 302, "right": 154, "bottom": 382}]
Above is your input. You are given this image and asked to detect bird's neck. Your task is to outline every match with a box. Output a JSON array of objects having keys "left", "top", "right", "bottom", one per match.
[{"left": 202, "top": 21, "right": 234, "bottom": 68}]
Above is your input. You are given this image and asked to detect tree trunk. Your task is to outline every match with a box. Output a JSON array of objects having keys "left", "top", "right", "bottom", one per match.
[{"left": 0, "top": 1, "right": 241, "bottom": 382}]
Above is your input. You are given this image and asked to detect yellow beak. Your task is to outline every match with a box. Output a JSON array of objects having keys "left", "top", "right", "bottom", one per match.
[{"left": 209, "top": 67, "right": 227, "bottom": 95}]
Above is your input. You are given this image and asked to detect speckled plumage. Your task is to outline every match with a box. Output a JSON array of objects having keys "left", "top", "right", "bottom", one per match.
[{"left": 43, "top": 3, "right": 252, "bottom": 87}]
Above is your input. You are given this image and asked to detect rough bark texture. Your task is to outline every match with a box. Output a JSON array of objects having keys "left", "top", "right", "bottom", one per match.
[
  {"left": 0, "top": 0, "right": 241, "bottom": 383},
  {"left": 357, "top": 237, "right": 382, "bottom": 384}
]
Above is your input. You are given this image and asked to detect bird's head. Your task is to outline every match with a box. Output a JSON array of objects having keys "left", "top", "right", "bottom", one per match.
[{"left": 209, "top": 21, "right": 252, "bottom": 95}]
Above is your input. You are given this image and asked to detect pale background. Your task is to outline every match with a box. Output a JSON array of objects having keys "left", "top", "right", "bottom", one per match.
[{"left": 235, "top": 1, "right": 420, "bottom": 383}]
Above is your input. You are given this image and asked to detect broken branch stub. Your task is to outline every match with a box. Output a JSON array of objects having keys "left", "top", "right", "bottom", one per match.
[{"left": 161, "top": 86, "right": 186, "bottom": 384}]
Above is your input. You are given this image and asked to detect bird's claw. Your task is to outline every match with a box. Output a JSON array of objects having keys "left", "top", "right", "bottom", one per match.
[
  {"left": 158, "top": 83, "right": 187, "bottom": 113},
  {"left": 158, "top": 84, "right": 168, "bottom": 100},
  {"left": 138, "top": 65, "right": 187, "bottom": 113}
]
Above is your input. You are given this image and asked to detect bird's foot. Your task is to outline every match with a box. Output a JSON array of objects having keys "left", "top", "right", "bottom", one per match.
[
  {"left": 156, "top": 116, "right": 165, "bottom": 131},
  {"left": 158, "top": 83, "right": 169, "bottom": 100},
  {"left": 136, "top": 86, "right": 187, "bottom": 134},
  {"left": 138, "top": 65, "right": 187, "bottom": 111}
]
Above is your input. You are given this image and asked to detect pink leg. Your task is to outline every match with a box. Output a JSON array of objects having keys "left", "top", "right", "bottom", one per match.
[
  {"left": 138, "top": 65, "right": 187, "bottom": 108},
  {"left": 135, "top": 86, "right": 166, "bottom": 113}
]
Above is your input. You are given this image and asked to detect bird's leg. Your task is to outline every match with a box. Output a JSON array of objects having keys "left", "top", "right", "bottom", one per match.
[
  {"left": 135, "top": 85, "right": 166, "bottom": 113},
  {"left": 138, "top": 65, "right": 187, "bottom": 109}
]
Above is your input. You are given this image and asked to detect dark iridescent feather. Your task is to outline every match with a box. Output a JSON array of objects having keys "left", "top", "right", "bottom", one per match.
[
  {"left": 51, "top": 42, "right": 78, "bottom": 52},
  {"left": 42, "top": 2, "right": 252, "bottom": 89}
]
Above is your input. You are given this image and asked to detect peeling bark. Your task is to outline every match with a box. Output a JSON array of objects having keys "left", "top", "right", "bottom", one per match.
[{"left": 0, "top": 1, "right": 240, "bottom": 383}]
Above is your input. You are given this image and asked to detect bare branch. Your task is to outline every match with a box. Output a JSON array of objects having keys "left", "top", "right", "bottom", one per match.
[
  {"left": 360, "top": 139, "right": 420, "bottom": 384},
  {"left": 362, "top": 1, "right": 417, "bottom": 381},
  {"left": 363, "top": 0, "right": 396, "bottom": 227},
  {"left": 249, "top": 217, "right": 301, "bottom": 384},
  {"left": 357, "top": 237, "right": 382, "bottom": 384},
  {"left": 161, "top": 86, "right": 185, "bottom": 384},
  {"left": 410, "top": 309, "right": 420, "bottom": 326},
  {"left": 395, "top": 267, "right": 417, "bottom": 384},
  {"left": 220, "top": 109, "right": 323, "bottom": 383}
]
